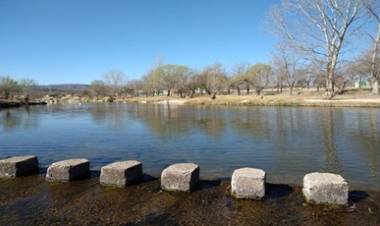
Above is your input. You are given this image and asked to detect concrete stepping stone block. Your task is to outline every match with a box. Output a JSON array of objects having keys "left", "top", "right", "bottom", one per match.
[
  {"left": 303, "top": 172, "right": 349, "bottom": 205},
  {"left": 46, "top": 158, "right": 89, "bottom": 182},
  {"left": 231, "top": 167, "right": 266, "bottom": 199},
  {"left": 161, "top": 163, "right": 199, "bottom": 192},
  {"left": 100, "top": 160, "right": 143, "bottom": 187},
  {"left": 0, "top": 155, "right": 39, "bottom": 178}
]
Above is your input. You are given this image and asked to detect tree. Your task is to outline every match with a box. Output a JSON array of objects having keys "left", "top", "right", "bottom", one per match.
[
  {"left": 272, "top": 45, "right": 303, "bottom": 95},
  {"left": 246, "top": 64, "right": 272, "bottom": 96},
  {"left": 125, "top": 79, "right": 144, "bottom": 96},
  {"left": 0, "top": 76, "right": 19, "bottom": 99},
  {"left": 272, "top": 0, "right": 362, "bottom": 97},
  {"left": 19, "top": 79, "right": 38, "bottom": 103},
  {"left": 185, "top": 73, "right": 202, "bottom": 98},
  {"left": 90, "top": 80, "right": 108, "bottom": 96},
  {"left": 231, "top": 64, "right": 250, "bottom": 95},
  {"left": 156, "top": 64, "right": 192, "bottom": 97},
  {"left": 199, "top": 63, "right": 227, "bottom": 99},
  {"left": 363, "top": 0, "right": 380, "bottom": 94},
  {"left": 142, "top": 66, "right": 165, "bottom": 96},
  {"left": 103, "top": 70, "right": 127, "bottom": 97}
]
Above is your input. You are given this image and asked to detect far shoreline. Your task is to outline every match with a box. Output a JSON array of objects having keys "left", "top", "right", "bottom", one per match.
[{"left": 3, "top": 91, "right": 380, "bottom": 109}]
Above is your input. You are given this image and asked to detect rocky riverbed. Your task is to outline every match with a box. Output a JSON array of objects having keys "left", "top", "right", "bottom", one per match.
[{"left": 0, "top": 173, "right": 378, "bottom": 226}]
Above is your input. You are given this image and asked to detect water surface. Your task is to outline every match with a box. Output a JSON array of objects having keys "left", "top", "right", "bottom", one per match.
[{"left": 1, "top": 103, "right": 379, "bottom": 190}]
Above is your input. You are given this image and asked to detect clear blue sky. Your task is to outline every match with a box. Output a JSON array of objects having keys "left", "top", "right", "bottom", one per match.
[{"left": 0, "top": 0, "right": 278, "bottom": 84}]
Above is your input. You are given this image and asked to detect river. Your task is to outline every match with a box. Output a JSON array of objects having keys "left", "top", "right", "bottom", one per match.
[{"left": 1, "top": 103, "right": 379, "bottom": 190}]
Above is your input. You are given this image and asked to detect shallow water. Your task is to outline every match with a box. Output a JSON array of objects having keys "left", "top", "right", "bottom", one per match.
[
  {"left": 0, "top": 175, "right": 379, "bottom": 226},
  {"left": 0, "top": 103, "right": 379, "bottom": 190}
]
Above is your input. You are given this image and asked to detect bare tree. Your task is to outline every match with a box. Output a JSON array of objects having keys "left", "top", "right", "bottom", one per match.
[
  {"left": 363, "top": 0, "right": 380, "bottom": 94},
  {"left": 156, "top": 64, "right": 192, "bottom": 97},
  {"left": 231, "top": 64, "right": 250, "bottom": 95},
  {"left": 0, "top": 76, "right": 19, "bottom": 99},
  {"left": 200, "top": 63, "right": 227, "bottom": 99},
  {"left": 19, "top": 79, "right": 38, "bottom": 103},
  {"left": 90, "top": 80, "right": 109, "bottom": 97},
  {"left": 103, "top": 70, "right": 127, "bottom": 97},
  {"left": 246, "top": 64, "right": 272, "bottom": 96},
  {"left": 272, "top": 0, "right": 363, "bottom": 97},
  {"left": 125, "top": 79, "right": 144, "bottom": 96},
  {"left": 272, "top": 45, "right": 303, "bottom": 95}
]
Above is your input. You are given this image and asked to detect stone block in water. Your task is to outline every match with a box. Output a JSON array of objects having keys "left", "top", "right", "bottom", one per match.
[
  {"left": 303, "top": 172, "right": 349, "bottom": 205},
  {"left": 0, "top": 155, "right": 39, "bottom": 178},
  {"left": 161, "top": 163, "right": 199, "bottom": 192},
  {"left": 46, "top": 158, "right": 89, "bottom": 182},
  {"left": 100, "top": 160, "right": 143, "bottom": 187},
  {"left": 231, "top": 168, "right": 266, "bottom": 199}
]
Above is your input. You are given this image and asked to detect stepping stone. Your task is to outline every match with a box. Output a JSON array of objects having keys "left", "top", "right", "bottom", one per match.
[
  {"left": 100, "top": 160, "right": 143, "bottom": 187},
  {"left": 161, "top": 163, "right": 199, "bottom": 192},
  {"left": 231, "top": 168, "right": 266, "bottom": 199},
  {"left": 0, "top": 155, "right": 39, "bottom": 178},
  {"left": 303, "top": 172, "right": 349, "bottom": 205},
  {"left": 46, "top": 159, "right": 89, "bottom": 182}
]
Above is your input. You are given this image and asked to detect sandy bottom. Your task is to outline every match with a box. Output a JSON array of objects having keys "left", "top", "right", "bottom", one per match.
[{"left": 0, "top": 173, "right": 379, "bottom": 226}]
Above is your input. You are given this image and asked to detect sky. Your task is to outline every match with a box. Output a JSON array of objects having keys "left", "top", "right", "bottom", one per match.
[{"left": 0, "top": 0, "right": 278, "bottom": 85}]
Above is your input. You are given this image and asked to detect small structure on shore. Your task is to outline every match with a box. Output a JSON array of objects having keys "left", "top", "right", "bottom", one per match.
[
  {"left": 100, "top": 160, "right": 143, "bottom": 187},
  {"left": 161, "top": 163, "right": 199, "bottom": 192},
  {"left": 303, "top": 172, "right": 349, "bottom": 205},
  {"left": 0, "top": 155, "right": 39, "bottom": 178},
  {"left": 231, "top": 168, "right": 266, "bottom": 199},
  {"left": 46, "top": 158, "right": 90, "bottom": 182}
]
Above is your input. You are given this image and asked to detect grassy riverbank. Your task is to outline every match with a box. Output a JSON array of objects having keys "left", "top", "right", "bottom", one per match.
[
  {"left": 0, "top": 174, "right": 378, "bottom": 225},
  {"left": 123, "top": 92, "right": 380, "bottom": 108}
]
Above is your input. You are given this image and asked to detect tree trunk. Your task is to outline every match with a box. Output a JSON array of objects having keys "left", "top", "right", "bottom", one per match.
[
  {"left": 211, "top": 92, "right": 216, "bottom": 100},
  {"left": 4, "top": 91, "right": 9, "bottom": 100},
  {"left": 289, "top": 86, "right": 293, "bottom": 95},
  {"left": 190, "top": 89, "right": 195, "bottom": 98},
  {"left": 237, "top": 87, "right": 241, "bottom": 96},
  {"left": 24, "top": 95, "right": 30, "bottom": 104},
  {"left": 372, "top": 80, "right": 379, "bottom": 95},
  {"left": 246, "top": 86, "right": 250, "bottom": 95},
  {"left": 255, "top": 89, "right": 261, "bottom": 96},
  {"left": 167, "top": 89, "right": 171, "bottom": 97}
]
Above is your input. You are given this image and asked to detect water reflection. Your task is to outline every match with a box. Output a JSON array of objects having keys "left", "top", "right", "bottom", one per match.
[
  {"left": 0, "top": 104, "right": 379, "bottom": 189},
  {"left": 0, "top": 108, "right": 39, "bottom": 131}
]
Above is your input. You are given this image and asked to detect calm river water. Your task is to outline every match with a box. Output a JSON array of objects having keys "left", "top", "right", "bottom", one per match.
[{"left": 0, "top": 103, "right": 379, "bottom": 190}]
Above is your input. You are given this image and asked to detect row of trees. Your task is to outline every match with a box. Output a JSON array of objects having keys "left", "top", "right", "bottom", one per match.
[
  {"left": 88, "top": 0, "right": 380, "bottom": 99},
  {"left": 0, "top": 76, "right": 38, "bottom": 101},
  {"left": 89, "top": 61, "right": 328, "bottom": 99}
]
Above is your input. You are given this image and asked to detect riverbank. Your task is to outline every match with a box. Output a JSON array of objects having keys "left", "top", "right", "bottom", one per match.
[
  {"left": 123, "top": 93, "right": 380, "bottom": 108},
  {"left": 4, "top": 90, "right": 380, "bottom": 109},
  {"left": 0, "top": 100, "right": 47, "bottom": 109},
  {"left": 0, "top": 174, "right": 378, "bottom": 225}
]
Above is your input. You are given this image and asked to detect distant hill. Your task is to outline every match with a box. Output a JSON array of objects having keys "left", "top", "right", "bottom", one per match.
[{"left": 38, "top": 84, "right": 90, "bottom": 92}]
